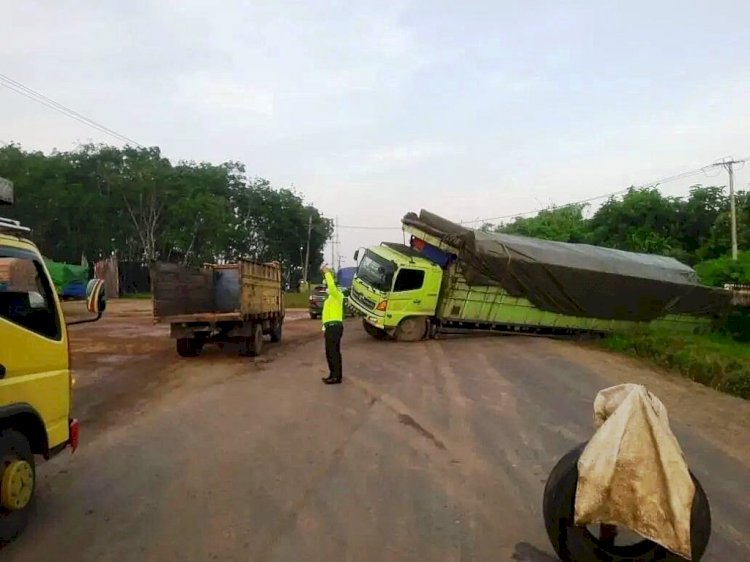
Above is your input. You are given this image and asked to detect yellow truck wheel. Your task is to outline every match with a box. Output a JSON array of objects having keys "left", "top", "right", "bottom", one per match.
[{"left": 0, "top": 430, "right": 35, "bottom": 544}]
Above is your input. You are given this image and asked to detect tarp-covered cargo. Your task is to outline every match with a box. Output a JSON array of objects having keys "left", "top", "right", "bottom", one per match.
[
  {"left": 45, "top": 260, "right": 89, "bottom": 297},
  {"left": 402, "top": 210, "right": 731, "bottom": 322}
]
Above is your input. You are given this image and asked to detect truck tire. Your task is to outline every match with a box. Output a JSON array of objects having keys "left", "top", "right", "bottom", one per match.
[
  {"left": 394, "top": 317, "right": 428, "bottom": 342},
  {"left": 176, "top": 337, "right": 201, "bottom": 357},
  {"left": 0, "top": 430, "right": 35, "bottom": 544},
  {"left": 244, "top": 323, "right": 264, "bottom": 357},
  {"left": 543, "top": 442, "right": 711, "bottom": 562},
  {"left": 270, "top": 318, "right": 283, "bottom": 343},
  {"left": 363, "top": 319, "right": 388, "bottom": 340}
]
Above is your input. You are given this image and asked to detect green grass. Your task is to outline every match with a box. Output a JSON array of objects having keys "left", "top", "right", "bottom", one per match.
[
  {"left": 121, "top": 292, "right": 153, "bottom": 300},
  {"left": 600, "top": 330, "right": 750, "bottom": 400},
  {"left": 284, "top": 291, "right": 310, "bottom": 309},
  {"left": 121, "top": 291, "right": 312, "bottom": 309}
]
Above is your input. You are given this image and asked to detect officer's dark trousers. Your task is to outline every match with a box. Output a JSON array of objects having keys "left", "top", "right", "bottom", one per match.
[{"left": 324, "top": 322, "right": 344, "bottom": 380}]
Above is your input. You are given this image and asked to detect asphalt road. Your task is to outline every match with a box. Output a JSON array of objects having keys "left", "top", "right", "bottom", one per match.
[{"left": 4, "top": 308, "right": 750, "bottom": 561}]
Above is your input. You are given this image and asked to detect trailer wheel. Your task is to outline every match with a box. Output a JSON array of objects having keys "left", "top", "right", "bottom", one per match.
[
  {"left": 0, "top": 430, "right": 35, "bottom": 544},
  {"left": 176, "top": 337, "right": 201, "bottom": 357},
  {"left": 543, "top": 442, "right": 711, "bottom": 562},
  {"left": 270, "top": 318, "right": 283, "bottom": 343},
  {"left": 244, "top": 323, "right": 264, "bottom": 357},
  {"left": 394, "top": 317, "right": 427, "bottom": 342},
  {"left": 363, "top": 319, "right": 388, "bottom": 340}
]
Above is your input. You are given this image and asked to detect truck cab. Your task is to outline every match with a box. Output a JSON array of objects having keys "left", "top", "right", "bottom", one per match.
[
  {"left": 349, "top": 243, "right": 443, "bottom": 341},
  {"left": 0, "top": 181, "right": 105, "bottom": 542}
]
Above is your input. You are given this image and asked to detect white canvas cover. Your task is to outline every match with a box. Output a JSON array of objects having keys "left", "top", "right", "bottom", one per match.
[{"left": 575, "top": 384, "right": 695, "bottom": 559}]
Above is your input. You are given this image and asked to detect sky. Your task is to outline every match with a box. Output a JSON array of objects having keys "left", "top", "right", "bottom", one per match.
[{"left": 2, "top": 0, "right": 749, "bottom": 266}]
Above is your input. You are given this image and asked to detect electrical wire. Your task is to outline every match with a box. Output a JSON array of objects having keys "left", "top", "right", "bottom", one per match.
[
  {"left": 338, "top": 159, "right": 746, "bottom": 231},
  {"left": 0, "top": 73, "right": 143, "bottom": 147}
]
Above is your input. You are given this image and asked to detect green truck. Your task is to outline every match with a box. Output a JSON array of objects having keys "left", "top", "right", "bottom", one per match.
[{"left": 348, "top": 210, "right": 731, "bottom": 342}]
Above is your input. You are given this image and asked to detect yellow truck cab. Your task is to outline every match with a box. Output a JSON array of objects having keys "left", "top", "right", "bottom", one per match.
[{"left": 0, "top": 180, "right": 105, "bottom": 542}]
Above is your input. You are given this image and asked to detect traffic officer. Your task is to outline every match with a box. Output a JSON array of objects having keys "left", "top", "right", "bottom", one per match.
[{"left": 320, "top": 263, "right": 344, "bottom": 385}]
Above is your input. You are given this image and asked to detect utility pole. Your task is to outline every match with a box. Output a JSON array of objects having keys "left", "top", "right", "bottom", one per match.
[
  {"left": 712, "top": 159, "right": 745, "bottom": 260},
  {"left": 303, "top": 214, "right": 312, "bottom": 284}
]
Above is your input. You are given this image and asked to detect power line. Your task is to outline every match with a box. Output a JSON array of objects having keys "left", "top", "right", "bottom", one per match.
[
  {"left": 0, "top": 73, "right": 143, "bottom": 147},
  {"left": 462, "top": 165, "right": 712, "bottom": 226},
  {"left": 337, "top": 158, "right": 745, "bottom": 231}
]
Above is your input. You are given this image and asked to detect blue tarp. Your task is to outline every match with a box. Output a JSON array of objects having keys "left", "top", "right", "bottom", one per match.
[{"left": 337, "top": 267, "right": 356, "bottom": 288}]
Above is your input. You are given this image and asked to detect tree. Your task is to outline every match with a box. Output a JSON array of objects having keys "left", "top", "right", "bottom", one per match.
[
  {"left": 588, "top": 187, "right": 681, "bottom": 255},
  {"left": 0, "top": 143, "right": 332, "bottom": 272},
  {"left": 493, "top": 204, "right": 589, "bottom": 243}
]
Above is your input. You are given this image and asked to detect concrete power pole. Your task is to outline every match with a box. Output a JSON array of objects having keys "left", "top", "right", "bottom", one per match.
[
  {"left": 712, "top": 159, "right": 745, "bottom": 260},
  {"left": 303, "top": 214, "right": 312, "bottom": 284},
  {"left": 331, "top": 216, "right": 340, "bottom": 271}
]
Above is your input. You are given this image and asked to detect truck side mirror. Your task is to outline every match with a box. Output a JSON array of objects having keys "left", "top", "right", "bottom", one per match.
[
  {"left": 86, "top": 278, "right": 107, "bottom": 315},
  {"left": 67, "top": 279, "right": 107, "bottom": 326},
  {"left": 354, "top": 249, "right": 360, "bottom": 261}
]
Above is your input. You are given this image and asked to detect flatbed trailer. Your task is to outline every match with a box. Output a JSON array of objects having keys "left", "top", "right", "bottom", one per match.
[{"left": 153, "top": 260, "right": 284, "bottom": 357}]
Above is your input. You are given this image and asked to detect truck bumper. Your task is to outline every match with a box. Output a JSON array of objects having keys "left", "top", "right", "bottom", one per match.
[{"left": 362, "top": 314, "right": 386, "bottom": 330}]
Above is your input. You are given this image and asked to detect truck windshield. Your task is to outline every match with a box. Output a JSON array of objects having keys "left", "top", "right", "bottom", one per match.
[{"left": 357, "top": 251, "right": 395, "bottom": 292}]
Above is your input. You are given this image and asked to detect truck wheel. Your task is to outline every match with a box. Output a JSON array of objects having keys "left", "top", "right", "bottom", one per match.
[
  {"left": 0, "top": 430, "right": 35, "bottom": 544},
  {"left": 176, "top": 337, "right": 201, "bottom": 357},
  {"left": 543, "top": 442, "right": 711, "bottom": 562},
  {"left": 395, "top": 317, "right": 427, "bottom": 342},
  {"left": 245, "top": 324, "right": 264, "bottom": 357},
  {"left": 363, "top": 319, "right": 388, "bottom": 340},
  {"left": 270, "top": 318, "right": 283, "bottom": 343}
]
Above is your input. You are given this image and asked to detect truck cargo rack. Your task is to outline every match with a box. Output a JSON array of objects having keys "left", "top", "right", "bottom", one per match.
[{"left": 0, "top": 216, "right": 31, "bottom": 235}]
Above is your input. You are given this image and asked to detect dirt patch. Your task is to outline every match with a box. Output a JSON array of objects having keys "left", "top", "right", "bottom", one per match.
[
  {"left": 553, "top": 340, "right": 750, "bottom": 467},
  {"left": 66, "top": 298, "right": 323, "bottom": 438}
]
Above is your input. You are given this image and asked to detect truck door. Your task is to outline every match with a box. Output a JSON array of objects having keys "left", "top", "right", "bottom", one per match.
[
  {"left": 0, "top": 249, "right": 70, "bottom": 449},
  {"left": 386, "top": 267, "right": 437, "bottom": 325}
]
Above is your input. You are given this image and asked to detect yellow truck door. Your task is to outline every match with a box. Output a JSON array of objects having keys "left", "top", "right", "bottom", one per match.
[{"left": 0, "top": 248, "right": 70, "bottom": 450}]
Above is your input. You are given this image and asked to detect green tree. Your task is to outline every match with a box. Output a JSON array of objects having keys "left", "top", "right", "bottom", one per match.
[
  {"left": 0, "top": 143, "right": 332, "bottom": 274},
  {"left": 588, "top": 187, "right": 681, "bottom": 255},
  {"left": 493, "top": 204, "right": 589, "bottom": 242}
]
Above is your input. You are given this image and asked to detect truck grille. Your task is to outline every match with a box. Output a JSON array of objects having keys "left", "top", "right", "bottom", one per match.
[{"left": 351, "top": 290, "right": 376, "bottom": 310}]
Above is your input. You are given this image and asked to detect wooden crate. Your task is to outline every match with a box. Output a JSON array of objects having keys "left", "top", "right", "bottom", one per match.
[
  {"left": 0, "top": 257, "right": 37, "bottom": 292},
  {"left": 152, "top": 263, "right": 214, "bottom": 319},
  {"left": 239, "top": 260, "right": 283, "bottom": 318}
]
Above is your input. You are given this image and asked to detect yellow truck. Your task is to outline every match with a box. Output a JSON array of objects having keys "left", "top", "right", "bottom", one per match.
[
  {"left": 152, "top": 260, "right": 284, "bottom": 357},
  {"left": 0, "top": 180, "right": 105, "bottom": 542}
]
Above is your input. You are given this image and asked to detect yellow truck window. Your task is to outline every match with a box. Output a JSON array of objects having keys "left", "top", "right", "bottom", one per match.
[{"left": 0, "top": 252, "right": 61, "bottom": 340}]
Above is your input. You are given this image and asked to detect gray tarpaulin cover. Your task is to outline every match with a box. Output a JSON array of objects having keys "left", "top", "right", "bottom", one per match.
[
  {"left": 402, "top": 210, "right": 731, "bottom": 321},
  {"left": 575, "top": 384, "right": 694, "bottom": 559}
]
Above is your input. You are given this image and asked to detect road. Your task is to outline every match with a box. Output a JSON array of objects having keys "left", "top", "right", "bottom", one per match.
[{"left": 4, "top": 301, "right": 750, "bottom": 561}]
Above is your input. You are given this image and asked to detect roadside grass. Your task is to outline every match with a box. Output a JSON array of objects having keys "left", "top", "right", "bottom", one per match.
[
  {"left": 120, "top": 291, "right": 312, "bottom": 309},
  {"left": 284, "top": 292, "right": 310, "bottom": 309},
  {"left": 600, "top": 330, "right": 750, "bottom": 400},
  {"left": 121, "top": 292, "right": 153, "bottom": 299}
]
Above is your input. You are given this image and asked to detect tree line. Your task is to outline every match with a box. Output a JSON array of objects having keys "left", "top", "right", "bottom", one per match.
[
  {"left": 482, "top": 185, "right": 750, "bottom": 286},
  {"left": 0, "top": 144, "right": 332, "bottom": 286}
]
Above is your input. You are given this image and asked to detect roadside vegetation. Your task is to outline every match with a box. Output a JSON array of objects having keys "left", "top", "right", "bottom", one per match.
[
  {"left": 600, "top": 329, "right": 750, "bottom": 399},
  {"left": 120, "top": 291, "right": 312, "bottom": 309},
  {"left": 0, "top": 143, "right": 332, "bottom": 286},
  {"left": 284, "top": 292, "right": 310, "bottom": 309},
  {"left": 484, "top": 185, "right": 750, "bottom": 398}
]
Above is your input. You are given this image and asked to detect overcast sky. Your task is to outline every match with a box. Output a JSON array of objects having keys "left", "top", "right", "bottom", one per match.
[{"left": 2, "top": 0, "right": 749, "bottom": 266}]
